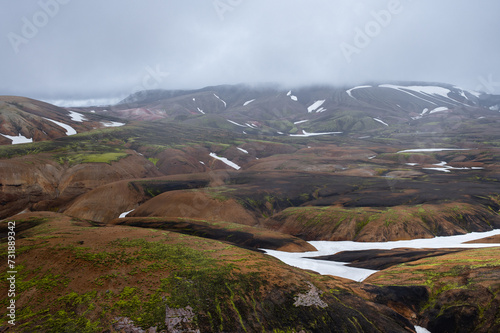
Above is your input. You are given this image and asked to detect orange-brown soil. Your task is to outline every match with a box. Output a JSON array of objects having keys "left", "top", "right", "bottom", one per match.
[{"left": 0, "top": 212, "right": 416, "bottom": 332}]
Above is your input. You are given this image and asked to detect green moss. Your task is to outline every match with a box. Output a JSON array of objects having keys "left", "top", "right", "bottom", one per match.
[
  {"left": 147, "top": 157, "right": 159, "bottom": 166},
  {"left": 60, "top": 152, "right": 129, "bottom": 165}
]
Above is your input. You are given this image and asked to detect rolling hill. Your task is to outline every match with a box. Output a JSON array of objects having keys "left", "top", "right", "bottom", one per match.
[{"left": 1, "top": 82, "right": 500, "bottom": 332}]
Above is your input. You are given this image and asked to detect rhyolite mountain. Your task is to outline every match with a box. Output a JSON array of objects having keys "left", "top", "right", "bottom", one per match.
[
  {"left": 1, "top": 82, "right": 500, "bottom": 332},
  {"left": 76, "top": 81, "right": 500, "bottom": 136},
  {"left": 0, "top": 96, "right": 126, "bottom": 145}
]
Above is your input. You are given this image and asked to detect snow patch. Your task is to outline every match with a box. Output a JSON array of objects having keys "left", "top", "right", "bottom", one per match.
[
  {"left": 415, "top": 326, "right": 432, "bottom": 333},
  {"left": 290, "top": 130, "right": 342, "bottom": 137},
  {"left": 294, "top": 120, "right": 309, "bottom": 125},
  {"left": 373, "top": 118, "right": 389, "bottom": 126},
  {"left": 423, "top": 161, "right": 476, "bottom": 173},
  {"left": 226, "top": 119, "right": 246, "bottom": 127},
  {"left": 213, "top": 93, "right": 226, "bottom": 107},
  {"left": 379, "top": 84, "right": 438, "bottom": 105},
  {"left": 429, "top": 107, "right": 448, "bottom": 114},
  {"left": 0, "top": 133, "right": 33, "bottom": 144},
  {"left": 454, "top": 86, "right": 481, "bottom": 98},
  {"left": 346, "top": 85, "right": 371, "bottom": 98},
  {"left": 243, "top": 99, "right": 255, "bottom": 106},
  {"left": 237, "top": 147, "right": 249, "bottom": 154},
  {"left": 287, "top": 90, "right": 298, "bottom": 101},
  {"left": 119, "top": 209, "right": 135, "bottom": 218},
  {"left": 197, "top": 107, "right": 205, "bottom": 114},
  {"left": 68, "top": 111, "right": 87, "bottom": 122},
  {"left": 101, "top": 121, "right": 125, "bottom": 127},
  {"left": 43, "top": 117, "right": 77, "bottom": 135},
  {"left": 307, "top": 100, "right": 326, "bottom": 113},
  {"left": 397, "top": 148, "right": 470, "bottom": 153},
  {"left": 263, "top": 229, "right": 500, "bottom": 282},
  {"left": 209, "top": 152, "right": 241, "bottom": 170}
]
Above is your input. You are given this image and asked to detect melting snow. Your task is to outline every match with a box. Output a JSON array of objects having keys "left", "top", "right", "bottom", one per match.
[
  {"left": 415, "top": 326, "right": 432, "bottom": 333},
  {"left": 429, "top": 107, "right": 448, "bottom": 114},
  {"left": 346, "top": 85, "right": 371, "bottom": 98},
  {"left": 373, "top": 118, "right": 389, "bottom": 126},
  {"left": 307, "top": 100, "right": 326, "bottom": 113},
  {"left": 287, "top": 90, "right": 298, "bottom": 101},
  {"left": 0, "top": 133, "right": 33, "bottom": 144},
  {"left": 43, "top": 117, "right": 77, "bottom": 135},
  {"left": 237, "top": 147, "right": 249, "bottom": 154},
  {"left": 119, "top": 209, "right": 135, "bottom": 218},
  {"left": 199, "top": 161, "right": 205, "bottom": 165},
  {"left": 294, "top": 120, "right": 309, "bottom": 125},
  {"left": 263, "top": 229, "right": 500, "bottom": 282},
  {"left": 197, "top": 107, "right": 205, "bottom": 114},
  {"left": 290, "top": 130, "right": 342, "bottom": 137},
  {"left": 423, "top": 161, "right": 476, "bottom": 173},
  {"left": 209, "top": 152, "right": 241, "bottom": 170},
  {"left": 243, "top": 99, "right": 255, "bottom": 106},
  {"left": 227, "top": 119, "right": 246, "bottom": 127},
  {"left": 68, "top": 111, "right": 87, "bottom": 122},
  {"left": 397, "top": 148, "right": 470, "bottom": 153},
  {"left": 379, "top": 84, "right": 438, "bottom": 105},
  {"left": 213, "top": 93, "right": 226, "bottom": 107},
  {"left": 101, "top": 121, "right": 125, "bottom": 127},
  {"left": 454, "top": 86, "right": 481, "bottom": 98}
]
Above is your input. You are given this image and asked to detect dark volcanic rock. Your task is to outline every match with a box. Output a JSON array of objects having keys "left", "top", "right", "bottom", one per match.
[{"left": 363, "top": 285, "right": 430, "bottom": 320}]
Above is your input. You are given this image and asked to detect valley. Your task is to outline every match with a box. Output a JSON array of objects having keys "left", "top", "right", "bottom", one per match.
[{"left": 1, "top": 82, "right": 500, "bottom": 332}]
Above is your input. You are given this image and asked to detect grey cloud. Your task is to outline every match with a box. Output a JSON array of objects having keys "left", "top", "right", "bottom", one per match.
[{"left": 0, "top": 0, "right": 499, "bottom": 105}]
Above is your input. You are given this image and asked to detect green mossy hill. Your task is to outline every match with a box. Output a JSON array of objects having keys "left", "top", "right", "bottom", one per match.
[
  {"left": 367, "top": 247, "right": 500, "bottom": 333},
  {"left": 265, "top": 202, "right": 500, "bottom": 242},
  {"left": 0, "top": 214, "right": 413, "bottom": 332}
]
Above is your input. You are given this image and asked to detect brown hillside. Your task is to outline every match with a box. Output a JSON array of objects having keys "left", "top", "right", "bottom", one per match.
[
  {"left": 0, "top": 152, "right": 161, "bottom": 219},
  {"left": 263, "top": 203, "right": 500, "bottom": 242},
  {"left": 129, "top": 189, "right": 260, "bottom": 226},
  {"left": 0, "top": 212, "right": 416, "bottom": 332}
]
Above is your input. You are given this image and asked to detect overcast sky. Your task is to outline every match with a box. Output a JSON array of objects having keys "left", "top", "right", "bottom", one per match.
[{"left": 1, "top": 0, "right": 499, "bottom": 106}]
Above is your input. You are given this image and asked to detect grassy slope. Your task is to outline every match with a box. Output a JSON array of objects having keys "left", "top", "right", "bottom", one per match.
[
  {"left": 0, "top": 213, "right": 414, "bottom": 333},
  {"left": 366, "top": 247, "right": 500, "bottom": 332}
]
